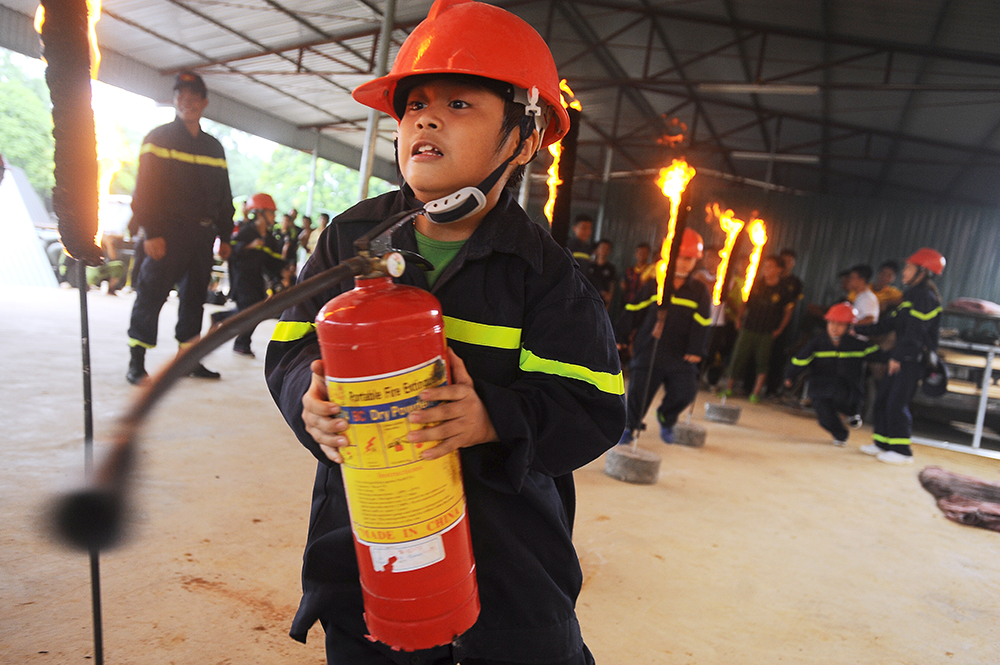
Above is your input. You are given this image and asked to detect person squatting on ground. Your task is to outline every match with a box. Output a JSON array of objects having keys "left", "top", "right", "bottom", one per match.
[
  {"left": 721, "top": 255, "right": 797, "bottom": 402},
  {"left": 126, "top": 71, "right": 234, "bottom": 385},
  {"left": 209, "top": 192, "right": 286, "bottom": 357},
  {"left": 854, "top": 248, "right": 945, "bottom": 465},
  {"left": 616, "top": 228, "right": 711, "bottom": 445},
  {"left": 264, "top": 1, "right": 626, "bottom": 662},
  {"left": 783, "top": 302, "right": 880, "bottom": 446}
]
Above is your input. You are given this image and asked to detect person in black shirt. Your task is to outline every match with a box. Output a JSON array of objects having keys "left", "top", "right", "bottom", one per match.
[
  {"left": 586, "top": 238, "right": 617, "bottom": 309},
  {"left": 721, "top": 255, "right": 795, "bottom": 402},
  {"left": 126, "top": 71, "right": 234, "bottom": 384}
]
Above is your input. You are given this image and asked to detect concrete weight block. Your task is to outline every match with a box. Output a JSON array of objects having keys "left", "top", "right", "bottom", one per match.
[
  {"left": 705, "top": 401, "right": 741, "bottom": 424},
  {"left": 604, "top": 445, "right": 660, "bottom": 485},
  {"left": 673, "top": 422, "right": 707, "bottom": 447}
]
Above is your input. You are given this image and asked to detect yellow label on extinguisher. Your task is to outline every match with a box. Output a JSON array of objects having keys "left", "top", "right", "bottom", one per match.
[{"left": 327, "top": 357, "right": 466, "bottom": 547}]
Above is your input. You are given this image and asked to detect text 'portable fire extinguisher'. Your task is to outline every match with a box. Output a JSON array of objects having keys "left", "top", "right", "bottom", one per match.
[{"left": 315, "top": 219, "right": 479, "bottom": 652}]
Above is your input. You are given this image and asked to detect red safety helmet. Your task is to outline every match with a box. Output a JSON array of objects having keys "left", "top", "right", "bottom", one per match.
[
  {"left": 245, "top": 192, "right": 277, "bottom": 212},
  {"left": 907, "top": 247, "right": 946, "bottom": 275},
  {"left": 678, "top": 228, "right": 704, "bottom": 259},
  {"left": 352, "top": 0, "right": 570, "bottom": 148},
  {"left": 825, "top": 302, "right": 858, "bottom": 324}
]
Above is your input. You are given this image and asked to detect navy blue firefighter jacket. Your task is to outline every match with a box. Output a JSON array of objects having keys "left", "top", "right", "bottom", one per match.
[{"left": 263, "top": 189, "right": 626, "bottom": 661}]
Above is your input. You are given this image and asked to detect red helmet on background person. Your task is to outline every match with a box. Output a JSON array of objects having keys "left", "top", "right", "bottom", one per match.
[
  {"left": 246, "top": 192, "right": 277, "bottom": 212},
  {"left": 351, "top": 0, "right": 569, "bottom": 149},
  {"left": 907, "top": 247, "right": 946, "bottom": 275},
  {"left": 678, "top": 228, "right": 704, "bottom": 259},
  {"left": 825, "top": 302, "right": 858, "bottom": 324}
]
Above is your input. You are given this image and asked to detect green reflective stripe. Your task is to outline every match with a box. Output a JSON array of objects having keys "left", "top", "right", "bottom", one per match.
[
  {"left": 815, "top": 350, "right": 838, "bottom": 358},
  {"left": 261, "top": 246, "right": 283, "bottom": 260},
  {"left": 671, "top": 296, "right": 698, "bottom": 310},
  {"left": 791, "top": 355, "right": 813, "bottom": 366},
  {"left": 910, "top": 306, "right": 942, "bottom": 321},
  {"left": 443, "top": 316, "right": 521, "bottom": 349},
  {"left": 694, "top": 312, "right": 712, "bottom": 327},
  {"left": 873, "top": 434, "right": 911, "bottom": 445},
  {"left": 271, "top": 321, "right": 316, "bottom": 342},
  {"left": 572, "top": 251, "right": 591, "bottom": 260},
  {"left": 128, "top": 338, "right": 154, "bottom": 349},
  {"left": 625, "top": 295, "right": 658, "bottom": 311},
  {"left": 519, "top": 347, "right": 625, "bottom": 395},
  {"left": 141, "top": 142, "right": 228, "bottom": 169}
]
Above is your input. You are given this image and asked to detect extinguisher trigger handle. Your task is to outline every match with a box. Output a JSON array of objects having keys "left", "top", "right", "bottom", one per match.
[{"left": 394, "top": 249, "right": 435, "bottom": 272}]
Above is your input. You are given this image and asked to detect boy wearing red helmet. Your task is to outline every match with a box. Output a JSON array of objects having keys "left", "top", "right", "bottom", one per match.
[
  {"left": 265, "top": 1, "right": 625, "bottom": 662},
  {"left": 616, "top": 228, "right": 712, "bottom": 444},
  {"left": 854, "top": 248, "right": 945, "bottom": 464},
  {"left": 784, "top": 303, "right": 880, "bottom": 446}
]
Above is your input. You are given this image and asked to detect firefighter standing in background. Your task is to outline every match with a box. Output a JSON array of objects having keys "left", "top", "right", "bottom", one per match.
[
  {"left": 855, "top": 248, "right": 945, "bottom": 465},
  {"left": 126, "top": 71, "right": 235, "bottom": 385},
  {"left": 264, "top": 0, "right": 625, "bottom": 661},
  {"left": 209, "top": 193, "right": 286, "bottom": 357},
  {"left": 616, "top": 228, "right": 712, "bottom": 444}
]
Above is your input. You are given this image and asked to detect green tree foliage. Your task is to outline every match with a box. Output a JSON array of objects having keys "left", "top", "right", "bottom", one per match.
[
  {"left": 258, "top": 145, "right": 394, "bottom": 225},
  {"left": 0, "top": 51, "right": 55, "bottom": 202}
]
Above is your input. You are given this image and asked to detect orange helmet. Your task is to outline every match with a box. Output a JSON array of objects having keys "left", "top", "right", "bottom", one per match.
[
  {"left": 907, "top": 247, "right": 945, "bottom": 275},
  {"left": 352, "top": 0, "right": 570, "bottom": 148},
  {"left": 679, "top": 228, "right": 704, "bottom": 259},
  {"left": 245, "top": 192, "right": 277, "bottom": 212},
  {"left": 825, "top": 302, "right": 858, "bottom": 324}
]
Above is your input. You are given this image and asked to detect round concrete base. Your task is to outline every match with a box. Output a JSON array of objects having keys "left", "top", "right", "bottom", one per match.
[
  {"left": 673, "top": 422, "right": 707, "bottom": 447},
  {"left": 604, "top": 445, "right": 661, "bottom": 485},
  {"left": 705, "top": 401, "right": 741, "bottom": 424}
]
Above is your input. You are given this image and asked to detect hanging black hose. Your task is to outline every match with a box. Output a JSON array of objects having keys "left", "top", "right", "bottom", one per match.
[{"left": 40, "top": 0, "right": 103, "bottom": 265}]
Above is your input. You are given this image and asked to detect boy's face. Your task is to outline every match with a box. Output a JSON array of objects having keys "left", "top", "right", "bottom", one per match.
[
  {"left": 594, "top": 241, "right": 611, "bottom": 259},
  {"left": 573, "top": 221, "right": 593, "bottom": 241},
  {"left": 398, "top": 80, "right": 517, "bottom": 204},
  {"left": 675, "top": 255, "right": 697, "bottom": 276},
  {"left": 635, "top": 246, "right": 650, "bottom": 264},
  {"left": 827, "top": 321, "right": 849, "bottom": 339}
]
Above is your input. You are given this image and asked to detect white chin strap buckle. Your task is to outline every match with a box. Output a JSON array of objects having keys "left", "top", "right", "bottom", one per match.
[{"left": 424, "top": 187, "right": 487, "bottom": 224}]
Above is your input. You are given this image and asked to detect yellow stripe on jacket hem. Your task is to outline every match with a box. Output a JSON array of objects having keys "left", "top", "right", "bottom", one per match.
[{"left": 443, "top": 316, "right": 521, "bottom": 349}]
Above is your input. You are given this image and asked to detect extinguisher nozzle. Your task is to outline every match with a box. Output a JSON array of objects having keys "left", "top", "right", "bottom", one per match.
[{"left": 50, "top": 487, "right": 128, "bottom": 551}]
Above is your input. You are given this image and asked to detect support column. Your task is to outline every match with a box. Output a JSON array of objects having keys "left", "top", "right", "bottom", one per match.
[{"left": 358, "top": 0, "right": 396, "bottom": 201}]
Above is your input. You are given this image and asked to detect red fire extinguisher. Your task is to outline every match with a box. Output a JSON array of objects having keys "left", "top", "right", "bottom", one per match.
[{"left": 315, "top": 258, "right": 480, "bottom": 651}]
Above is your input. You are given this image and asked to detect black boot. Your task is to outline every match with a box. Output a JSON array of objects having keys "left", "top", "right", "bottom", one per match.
[{"left": 126, "top": 346, "right": 148, "bottom": 385}]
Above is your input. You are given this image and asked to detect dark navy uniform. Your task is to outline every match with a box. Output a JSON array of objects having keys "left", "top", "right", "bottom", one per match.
[
  {"left": 784, "top": 333, "right": 880, "bottom": 442},
  {"left": 212, "top": 219, "right": 286, "bottom": 352},
  {"left": 855, "top": 281, "right": 941, "bottom": 456},
  {"left": 264, "top": 189, "right": 625, "bottom": 664},
  {"left": 127, "top": 117, "right": 234, "bottom": 348},
  {"left": 618, "top": 275, "right": 712, "bottom": 434}
]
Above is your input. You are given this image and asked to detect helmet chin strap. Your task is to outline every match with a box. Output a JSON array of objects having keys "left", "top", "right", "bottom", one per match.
[{"left": 396, "top": 111, "right": 538, "bottom": 225}]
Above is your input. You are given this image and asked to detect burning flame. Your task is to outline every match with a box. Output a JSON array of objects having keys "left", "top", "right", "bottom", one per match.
[
  {"left": 653, "top": 159, "right": 696, "bottom": 305},
  {"left": 37, "top": 0, "right": 124, "bottom": 245},
  {"left": 741, "top": 217, "right": 769, "bottom": 302},
  {"left": 544, "top": 80, "right": 582, "bottom": 226},
  {"left": 543, "top": 142, "right": 562, "bottom": 227},
  {"left": 706, "top": 203, "right": 745, "bottom": 306},
  {"left": 35, "top": 0, "right": 103, "bottom": 78}
]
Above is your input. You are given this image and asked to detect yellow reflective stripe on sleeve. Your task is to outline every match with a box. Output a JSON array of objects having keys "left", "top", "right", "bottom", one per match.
[
  {"left": 271, "top": 321, "right": 316, "bottom": 342},
  {"left": 572, "top": 252, "right": 591, "bottom": 260},
  {"left": 625, "top": 295, "right": 658, "bottom": 311},
  {"left": 443, "top": 316, "right": 521, "bottom": 349},
  {"left": 791, "top": 355, "right": 813, "bottom": 366},
  {"left": 693, "top": 312, "right": 712, "bottom": 326},
  {"left": 872, "top": 434, "right": 911, "bottom": 445},
  {"left": 815, "top": 351, "right": 838, "bottom": 358},
  {"left": 261, "top": 246, "right": 283, "bottom": 260},
  {"left": 141, "top": 142, "right": 228, "bottom": 169},
  {"left": 909, "top": 306, "right": 942, "bottom": 321},
  {"left": 670, "top": 296, "right": 697, "bottom": 309},
  {"left": 519, "top": 347, "right": 625, "bottom": 395}
]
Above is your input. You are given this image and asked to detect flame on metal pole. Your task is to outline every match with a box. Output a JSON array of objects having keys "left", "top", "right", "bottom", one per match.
[
  {"left": 741, "top": 217, "right": 769, "bottom": 302},
  {"left": 37, "top": 0, "right": 122, "bottom": 245},
  {"left": 706, "top": 203, "right": 745, "bottom": 307},
  {"left": 653, "top": 159, "right": 696, "bottom": 305},
  {"left": 543, "top": 80, "right": 581, "bottom": 227}
]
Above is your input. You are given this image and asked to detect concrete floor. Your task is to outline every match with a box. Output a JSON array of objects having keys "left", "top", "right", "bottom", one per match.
[{"left": 3, "top": 285, "right": 1000, "bottom": 664}]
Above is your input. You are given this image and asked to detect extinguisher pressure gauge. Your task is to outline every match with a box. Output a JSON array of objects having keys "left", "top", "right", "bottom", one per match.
[{"left": 384, "top": 252, "right": 406, "bottom": 277}]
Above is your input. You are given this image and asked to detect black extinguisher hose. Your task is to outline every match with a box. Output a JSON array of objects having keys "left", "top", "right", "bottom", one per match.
[{"left": 51, "top": 208, "right": 425, "bottom": 552}]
